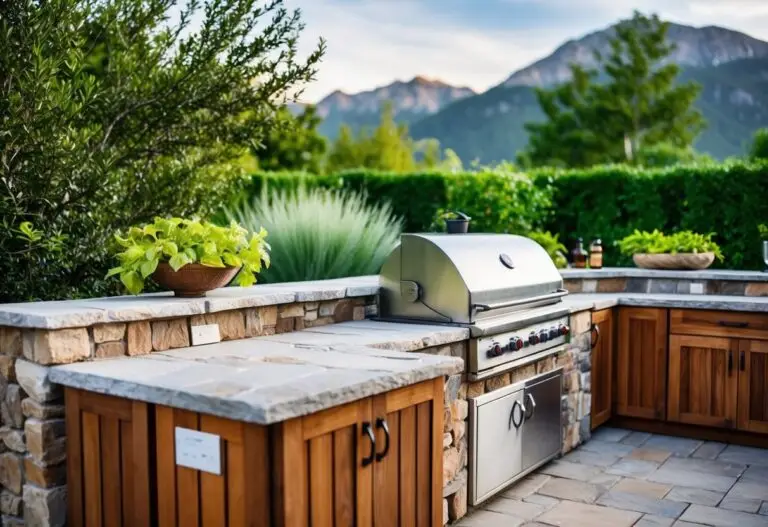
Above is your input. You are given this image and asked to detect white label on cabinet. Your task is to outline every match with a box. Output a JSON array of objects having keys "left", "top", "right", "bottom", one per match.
[
  {"left": 690, "top": 283, "right": 704, "bottom": 295},
  {"left": 190, "top": 324, "right": 221, "bottom": 346},
  {"left": 174, "top": 427, "right": 222, "bottom": 475}
]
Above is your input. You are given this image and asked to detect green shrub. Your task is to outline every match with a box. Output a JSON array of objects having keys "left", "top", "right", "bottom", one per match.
[
  {"left": 617, "top": 230, "right": 724, "bottom": 261},
  {"left": 528, "top": 231, "right": 568, "bottom": 268},
  {"left": 227, "top": 187, "right": 401, "bottom": 283}
]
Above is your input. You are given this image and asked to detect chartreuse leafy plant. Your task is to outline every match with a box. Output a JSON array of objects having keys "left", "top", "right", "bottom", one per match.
[
  {"left": 527, "top": 231, "right": 568, "bottom": 269},
  {"left": 618, "top": 230, "right": 724, "bottom": 262},
  {"left": 108, "top": 218, "right": 270, "bottom": 295}
]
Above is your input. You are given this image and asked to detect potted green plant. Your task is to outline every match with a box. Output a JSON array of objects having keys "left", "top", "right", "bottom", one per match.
[
  {"left": 432, "top": 210, "right": 471, "bottom": 234},
  {"left": 759, "top": 224, "right": 768, "bottom": 271},
  {"left": 107, "top": 217, "right": 270, "bottom": 296},
  {"left": 617, "top": 230, "right": 723, "bottom": 270}
]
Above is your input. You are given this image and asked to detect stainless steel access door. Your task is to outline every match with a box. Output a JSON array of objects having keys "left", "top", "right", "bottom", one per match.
[
  {"left": 469, "top": 385, "right": 525, "bottom": 505},
  {"left": 521, "top": 369, "right": 563, "bottom": 471}
]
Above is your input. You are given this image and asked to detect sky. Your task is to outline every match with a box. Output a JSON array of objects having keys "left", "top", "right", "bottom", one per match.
[{"left": 283, "top": 0, "right": 768, "bottom": 102}]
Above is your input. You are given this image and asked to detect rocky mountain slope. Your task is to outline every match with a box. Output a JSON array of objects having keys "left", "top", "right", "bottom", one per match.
[{"left": 313, "top": 76, "right": 475, "bottom": 138}]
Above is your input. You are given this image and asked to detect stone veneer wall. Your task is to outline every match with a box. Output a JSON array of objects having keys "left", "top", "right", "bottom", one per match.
[
  {"left": 0, "top": 296, "right": 376, "bottom": 526},
  {"left": 564, "top": 277, "right": 768, "bottom": 297},
  {"left": 423, "top": 310, "right": 593, "bottom": 525}
]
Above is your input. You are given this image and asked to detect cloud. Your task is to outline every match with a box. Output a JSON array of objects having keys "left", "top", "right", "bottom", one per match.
[{"left": 286, "top": 0, "right": 768, "bottom": 102}]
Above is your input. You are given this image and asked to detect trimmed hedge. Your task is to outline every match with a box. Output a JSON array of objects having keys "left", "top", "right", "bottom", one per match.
[{"left": 245, "top": 162, "right": 768, "bottom": 270}]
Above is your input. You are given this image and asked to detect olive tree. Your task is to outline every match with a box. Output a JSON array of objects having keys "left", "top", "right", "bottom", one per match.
[{"left": 0, "top": 0, "right": 324, "bottom": 301}]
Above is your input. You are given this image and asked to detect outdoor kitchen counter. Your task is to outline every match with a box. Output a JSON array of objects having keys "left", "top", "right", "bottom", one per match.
[
  {"left": 563, "top": 292, "right": 768, "bottom": 313},
  {"left": 48, "top": 320, "right": 465, "bottom": 425}
]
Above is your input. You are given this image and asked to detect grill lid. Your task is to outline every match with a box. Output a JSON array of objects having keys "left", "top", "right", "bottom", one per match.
[{"left": 380, "top": 233, "right": 565, "bottom": 325}]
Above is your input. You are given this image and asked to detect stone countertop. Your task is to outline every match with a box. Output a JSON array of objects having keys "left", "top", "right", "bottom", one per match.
[
  {"left": 560, "top": 267, "right": 768, "bottom": 282},
  {"left": 563, "top": 292, "right": 768, "bottom": 314},
  {"left": 0, "top": 276, "right": 380, "bottom": 329},
  {"left": 48, "top": 321, "right": 466, "bottom": 425}
]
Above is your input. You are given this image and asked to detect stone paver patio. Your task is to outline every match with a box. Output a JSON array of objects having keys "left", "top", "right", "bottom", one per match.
[{"left": 458, "top": 427, "right": 768, "bottom": 527}]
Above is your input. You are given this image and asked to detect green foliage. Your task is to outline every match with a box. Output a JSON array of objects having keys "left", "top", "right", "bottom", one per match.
[
  {"left": 635, "top": 143, "right": 714, "bottom": 167},
  {"left": 749, "top": 129, "right": 768, "bottom": 160},
  {"left": 617, "top": 230, "right": 723, "bottom": 261},
  {"left": 251, "top": 106, "right": 327, "bottom": 174},
  {"left": 522, "top": 11, "right": 705, "bottom": 167},
  {"left": 226, "top": 187, "right": 401, "bottom": 283},
  {"left": 528, "top": 232, "right": 568, "bottom": 269},
  {"left": 0, "top": 0, "right": 323, "bottom": 301},
  {"left": 759, "top": 224, "right": 768, "bottom": 240},
  {"left": 108, "top": 218, "right": 270, "bottom": 294}
]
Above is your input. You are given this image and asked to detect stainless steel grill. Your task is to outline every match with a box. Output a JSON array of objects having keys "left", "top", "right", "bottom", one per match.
[{"left": 379, "top": 233, "right": 569, "bottom": 506}]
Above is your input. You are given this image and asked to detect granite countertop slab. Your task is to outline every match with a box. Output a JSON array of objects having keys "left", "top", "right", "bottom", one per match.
[
  {"left": 0, "top": 276, "right": 380, "bottom": 329},
  {"left": 560, "top": 267, "right": 768, "bottom": 282},
  {"left": 564, "top": 293, "right": 768, "bottom": 314},
  {"left": 49, "top": 321, "right": 465, "bottom": 425}
]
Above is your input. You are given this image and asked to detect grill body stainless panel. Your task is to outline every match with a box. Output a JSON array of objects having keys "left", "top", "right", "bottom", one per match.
[
  {"left": 380, "top": 233, "right": 565, "bottom": 325},
  {"left": 469, "top": 369, "right": 563, "bottom": 505}
]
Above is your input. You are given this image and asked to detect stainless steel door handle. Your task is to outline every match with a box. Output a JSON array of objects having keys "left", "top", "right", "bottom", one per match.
[{"left": 524, "top": 393, "right": 536, "bottom": 420}]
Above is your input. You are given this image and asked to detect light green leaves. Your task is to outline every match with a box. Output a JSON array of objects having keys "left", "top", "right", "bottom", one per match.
[
  {"left": 107, "top": 217, "right": 270, "bottom": 294},
  {"left": 618, "top": 229, "right": 724, "bottom": 262}
]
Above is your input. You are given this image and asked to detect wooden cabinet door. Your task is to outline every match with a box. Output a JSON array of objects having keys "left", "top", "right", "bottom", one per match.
[
  {"left": 616, "top": 308, "right": 668, "bottom": 420},
  {"left": 372, "top": 378, "right": 444, "bottom": 527},
  {"left": 668, "top": 334, "right": 738, "bottom": 428},
  {"left": 275, "top": 398, "right": 375, "bottom": 527},
  {"left": 591, "top": 309, "right": 614, "bottom": 429},
  {"left": 738, "top": 339, "right": 768, "bottom": 434}
]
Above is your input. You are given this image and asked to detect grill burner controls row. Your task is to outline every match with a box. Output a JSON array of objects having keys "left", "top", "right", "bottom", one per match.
[{"left": 486, "top": 324, "right": 569, "bottom": 358}]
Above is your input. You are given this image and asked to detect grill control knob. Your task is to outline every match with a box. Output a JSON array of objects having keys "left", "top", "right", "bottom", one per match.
[
  {"left": 559, "top": 324, "right": 570, "bottom": 336},
  {"left": 487, "top": 343, "right": 503, "bottom": 358},
  {"left": 539, "top": 330, "right": 549, "bottom": 343},
  {"left": 528, "top": 332, "right": 540, "bottom": 345},
  {"left": 510, "top": 337, "right": 524, "bottom": 351},
  {"left": 549, "top": 327, "right": 559, "bottom": 339}
]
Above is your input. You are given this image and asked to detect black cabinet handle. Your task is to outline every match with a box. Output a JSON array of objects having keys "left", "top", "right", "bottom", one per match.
[
  {"left": 728, "top": 351, "right": 733, "bottom": 374},
  {"left": 509, "top": 400, "right": 525, "bottom": 429},
  {"left": 524, "top": 393, "right": 536, "bottom": 420},
  {"left": 718, "top": 320, "right": 749, "bottom": 328},
  {"left": 375, "top": 418, "right": 390, "bottom": 462},
  {"left": 362, "top": 422, "right": 376, "bottom": 467},
  {"left": 740, "top": 351, "right": 746, "bottom": 371},
  {"left": 591, "top": 323, "right": 600, "bottom": 349}
]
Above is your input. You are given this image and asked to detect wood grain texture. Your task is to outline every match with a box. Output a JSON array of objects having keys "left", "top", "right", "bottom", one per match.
[
  {"left": 415, "top": 401, "right": 431, "bottom": 527},
  {"left": 430, "top": 377, "right": 444, "bottom": 527},
  {"left": 101, "top": 417, "right": 122, "bottom": 527},
  {"left": 738, "top": 339, "right": 768, "bottom": 434},
  {"left": 591, "top": 309, "right": 614, "bottom": 429},
  {"left": 616, "top": 307, "right": 668, "bottom": 420},
  {"left": 612, "top": 416, "right": 768, "bottom": 448},
  {"left": 65, "top": 389, "right": 84, "bottom": 527},
  {"left": 175, "top": 410, "right": 201, "bottom": 527},
  {"left": 333, "top": 427, "right": 355, "bottom": 527},
  {"left": 399, "top": 405, "right": 417, "bottom": 527},
  {"left": 156, "top": 406, "right": 178, "bottom": 526},
  {"left": 670, "top": 309, "right": 768, "bottom": 340},
  {"left": 309, "top": 434, "right": 334, "bottom": 527}
]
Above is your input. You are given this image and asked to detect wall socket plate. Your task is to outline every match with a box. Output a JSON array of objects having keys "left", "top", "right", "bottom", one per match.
[
  {"left": 175, "top": 427, "right": 222, "bottom": 474},
  {"left": 190, "top": 324, "right": 221, "bottom": 346}
]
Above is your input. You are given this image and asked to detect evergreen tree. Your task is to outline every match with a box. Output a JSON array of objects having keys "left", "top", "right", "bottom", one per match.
[
  {"left": 748, "top": 129, "right": 768, "bottom": 160},
  {"left": 523, "top": 11, "right": 705, "bottom": 167},
  {"left": 252, "top": 105, "right": 327, "bottom": 173}
]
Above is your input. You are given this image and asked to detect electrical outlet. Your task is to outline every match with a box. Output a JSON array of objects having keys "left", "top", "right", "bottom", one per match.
[{"left": 190, "top": 324, "right": 221, "bottom": 345}]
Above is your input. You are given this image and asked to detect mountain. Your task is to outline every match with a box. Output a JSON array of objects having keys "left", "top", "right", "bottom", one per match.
[
  {"left": 406, "top": 23, "right": 768, "bottom": 163},
  {"left": 313, "top": 76, "right": 475, "bottom": 138},
  {"left": 410, "top": 57, "right": 768, "bottom": 163},
  {"left": 504, "top": 23, "right": 768, "bottom": 87}
]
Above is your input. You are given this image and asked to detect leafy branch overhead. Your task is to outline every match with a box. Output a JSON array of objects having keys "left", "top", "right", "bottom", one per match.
[
  {"left": 108, "top": 218, "right": 270, "bottom": 295},
  {"left": 522, "top": 11, "right": 705, "bottom": 167},
  {"left": 0, "top": 0, "right": 323, "bottom": 301}
]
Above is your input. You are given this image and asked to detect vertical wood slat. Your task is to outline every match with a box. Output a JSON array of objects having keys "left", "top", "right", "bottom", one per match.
[
  {"left": 120, "top": 421, "right": 134, "bottom": 527},
  {"left": 131, "top": 401, "right": 152, "bottom": 527},
  {"left": 82, "top": 411, "right": 103, "bottom": 527},
  {"left": 309, "top": 434, "right": 334, "bottom": 527},
  {"left": 199, "top": 414, "right": 230, "bottom": 527},
  {"left": 243, "top": 425, "right": 271, "bottom": 527},
  {"left": 66, "top": 389, "right": 84, "bottom": 527},
  {"left": 738, "top": 340, "right": 768, "bottom": 434},
  {"left": 275, "top": 418, "right": 308, "bottom": 527},
  {"left": 175, "top": 410, "right": 201, "bottom": 527},
  {"left": 430, "top": 377, "right": 444, "bottom": 527},
  {"left": 399, "top": 405, "right": 417, "bottom": 527},
  {"left": 373, "top": 397, "right": 399, "bottom": 527},
  {"left": 101, "top": 417, "right": 123, "bottom": 527},
  {"left": 357, "top": 397, "right": 373, "bottom": 527},
  {"left": 156, "top": 406, "right": 178, "bottom": 527},
  {"left": 333, "top": 427, "right": 355, "bottom": 527},
  {"left": 415, "top": 401, "right": 431, "bottom": 527}
]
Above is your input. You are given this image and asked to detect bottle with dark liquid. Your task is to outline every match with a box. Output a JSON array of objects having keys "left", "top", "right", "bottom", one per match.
[{"left": 572, "top": 238, "right": 587, "bottom": 268}]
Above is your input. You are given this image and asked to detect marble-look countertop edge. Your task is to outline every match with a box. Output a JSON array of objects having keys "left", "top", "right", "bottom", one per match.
[{"left": 565, "top": 293, "right": 768, "bottom": 313}]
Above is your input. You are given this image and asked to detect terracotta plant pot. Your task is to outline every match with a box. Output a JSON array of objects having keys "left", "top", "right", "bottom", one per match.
[
  {"left": 632, "top": 252, "right": 715, "bottom": 270},
  {"left": 152, "top": 263, "right": 241, "bottom": 297}
]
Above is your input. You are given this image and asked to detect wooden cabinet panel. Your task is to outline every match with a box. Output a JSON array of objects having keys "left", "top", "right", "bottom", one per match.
[
  {"left": 65, "top": 388, "right": 152, "bottom": 527},
  {"left": 668, "top": 335, "right": 738, "bottom": 428},
  {"left": 591, "top": 309, "right": 614, "bottom": 429},
  {"left": 670, "top": 309, "right": 768, "bottom": 340},
  {"left": 372, "top": 378, "right": 443, "bottom": 527},
  {"left": 616, "top": 308, "right": 668, "bottom": 420},
  {"left": 738, "top": 339, "right": 768, "bottom": 434}
]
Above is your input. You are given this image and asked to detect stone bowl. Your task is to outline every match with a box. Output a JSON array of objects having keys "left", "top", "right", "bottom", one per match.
[
  {"left": 632, "top": 252, "right": 715, "bottom": 270},
  {"left": 152, "top": 263, "right": 240, "bottom": 297}
]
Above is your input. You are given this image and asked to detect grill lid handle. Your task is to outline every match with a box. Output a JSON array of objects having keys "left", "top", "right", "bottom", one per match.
[{"left": 473, "top": 289, "right": 568, "bottom": 313}]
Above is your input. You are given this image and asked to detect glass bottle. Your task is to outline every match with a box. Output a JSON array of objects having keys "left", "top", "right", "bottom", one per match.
[
  {"left": 589, "top": 238, "right": 603, "bottom": 269},
  {"left": 572, "top": 238, "right": 587, "bottom": 269}
]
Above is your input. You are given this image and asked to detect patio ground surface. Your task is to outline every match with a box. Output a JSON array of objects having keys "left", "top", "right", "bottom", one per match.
[{"left": 458, "top": 427, "right": 768, "bottom": 527}]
